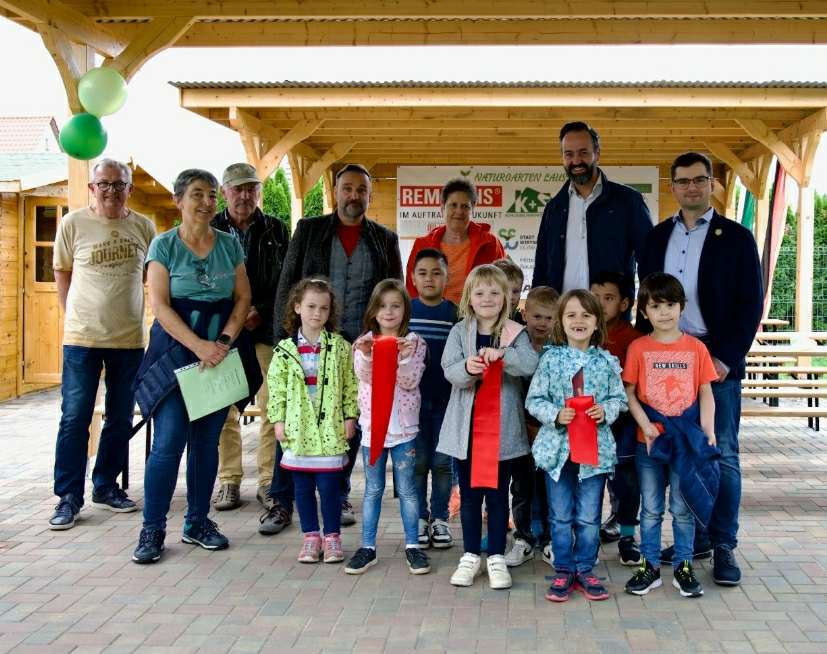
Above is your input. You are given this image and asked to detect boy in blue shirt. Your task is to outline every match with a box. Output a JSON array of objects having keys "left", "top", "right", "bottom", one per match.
[{"left": 409, "top": 248, "right": 458, "bottom": 548}]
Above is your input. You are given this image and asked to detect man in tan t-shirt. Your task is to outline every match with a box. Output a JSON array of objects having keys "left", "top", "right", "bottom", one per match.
[{"left": 49, "top": 158, "right": 156, "bottom": 530}]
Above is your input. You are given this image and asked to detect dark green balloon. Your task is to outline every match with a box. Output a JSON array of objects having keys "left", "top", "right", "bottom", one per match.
[{"left": 59, "top": 113, "right": 108, "bottom": 160}]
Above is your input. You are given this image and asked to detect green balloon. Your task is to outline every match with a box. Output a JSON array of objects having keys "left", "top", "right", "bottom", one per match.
[
  {"left": 59, "top": 113, "right": 108, "bottom": 160},
  {"left": 78, "top": 67, "right": 127, "bottom": 117}
]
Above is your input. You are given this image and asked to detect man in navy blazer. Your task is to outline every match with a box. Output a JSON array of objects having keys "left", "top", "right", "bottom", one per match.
[
  {"left": 638, "top": 151, "right": 763, "bottom": 587},
  {"left": 532, "top": 121, "right": 653, "bottom": 293}
]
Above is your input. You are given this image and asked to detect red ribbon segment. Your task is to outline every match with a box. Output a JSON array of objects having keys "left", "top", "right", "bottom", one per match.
[
  {"left": 471, "top": 359, "right": 503, "bottom": 488},
  {"left": 370, "top": 335, "right": 398, "bottom": 465},
  {"left": 565, "top": 395, "right": 599, "bottom": 465}
]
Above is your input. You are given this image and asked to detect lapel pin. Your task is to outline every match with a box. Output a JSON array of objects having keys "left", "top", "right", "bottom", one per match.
[{"left": 715, "top": 229, "right": 722, "bottom": 236}]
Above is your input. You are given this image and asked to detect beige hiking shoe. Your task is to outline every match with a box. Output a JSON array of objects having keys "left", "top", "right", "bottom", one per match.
[{"left": 213, "top": 483, "right": 241, "bottom": 511}]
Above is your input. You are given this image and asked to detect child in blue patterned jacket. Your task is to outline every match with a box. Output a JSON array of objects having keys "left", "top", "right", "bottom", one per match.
[{"left": 526, "top": 289, "right": 627, "bottom": 603}]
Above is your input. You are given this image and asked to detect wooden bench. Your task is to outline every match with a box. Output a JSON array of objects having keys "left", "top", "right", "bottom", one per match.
[
  {"left": 91, "top": 404, "right": 263, "bottom": 490},
  {"left": 743, "top": 379, "right": 827, "bottom": 388},
  {"left": 742, "top": 406, "right": 827, "bottom": 420},
  {"left": 744, "top": 366, "right": 827, "bottom": 377}
]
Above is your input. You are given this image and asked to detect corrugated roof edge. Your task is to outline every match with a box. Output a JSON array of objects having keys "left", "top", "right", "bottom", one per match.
[{"left": 169, "top": 80, "right": 827, "bottom": 89}]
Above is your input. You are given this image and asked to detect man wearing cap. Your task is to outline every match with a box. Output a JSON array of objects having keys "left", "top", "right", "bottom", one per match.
[
  {"left": 264, "top": 163, "right": 402, "bottom": 533},
  {"left": 211, "top": 163, "right": 289, "bottom": 512}
]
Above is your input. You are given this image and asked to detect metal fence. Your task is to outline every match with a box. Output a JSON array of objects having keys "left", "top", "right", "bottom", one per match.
[{"left": 768, "top": 245, "right": 827, "bottom": 331}]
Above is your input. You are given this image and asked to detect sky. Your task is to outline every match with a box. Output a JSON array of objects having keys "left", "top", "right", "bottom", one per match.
[{"left": 1, "top": 17, "right": 826, "bottom": 199}]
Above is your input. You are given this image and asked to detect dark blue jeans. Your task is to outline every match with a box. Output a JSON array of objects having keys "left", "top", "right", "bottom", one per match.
[
  {"left": 142, "top": 390, "right": 229, "bottom": 530},
  {"left": 270, "top": 432, "right": 361, "bottom": 512},
  {"left": 293, "top": 469, "right": 342, "bottom": 535},
  {"left": 456, "top": 454, "right": 512, "bottom": 556},
  {"left": 54, "top": 345, "right": 143, "bottom": 503},
  {"left": 414, "top": 399, "right": 453, "bottom": 521},
  {"left": 546, "top": 461, "right": 605, "bottom": 574},
  {"left": 696, "top": 379, "right": 742, "bottom": 549}
]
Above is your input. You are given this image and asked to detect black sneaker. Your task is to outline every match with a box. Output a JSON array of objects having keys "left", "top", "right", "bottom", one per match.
[
  {"left": 258, "top": 502, "right": 292, "bottom": 535},
  {"left": 405, "top": 547, "right": 432, "bottom": 575},
  {"left": 132, "top": 527, "right": 165, "bottom": 564},
  {"left": 545, "top": 571, "right": 575, "bottom": 602},
  {"left": 712, "top": 545, "right": 742, "bottom": 586},
  {"left": 49, "top": 494, "right": 80, "bottom": 530},
  {"left": 625, "top": 558, "right": 662, "bottom": 595},
  {"left": 345, "top": 547, "right": 377, "bottom": 574},
  {"left": 600, "top": 512, "right": 620, "bottom": 543},
  {"left": 660, "top": 541, "right": 713, "bottom": 565},
  {"left": 618, "top": 536, "right": 642, "bottom": 566},
  {"left": 673, "top": 560, "right": 704, "bottom": 597},
  {"left": 92, "top": 487, "right": 137, "bottom": 513},
  {"left": 182, "top": 518, "right": 229, "bottom": 550}
]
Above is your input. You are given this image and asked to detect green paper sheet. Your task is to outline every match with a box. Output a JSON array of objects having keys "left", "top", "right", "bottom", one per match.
[{"left": 174, "top": 348, "right": 249, "bottom": 421}]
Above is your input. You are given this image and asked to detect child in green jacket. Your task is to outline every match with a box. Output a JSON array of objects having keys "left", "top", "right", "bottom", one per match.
[{"left": 267, "top": 278, "right": 358, "bottom": 564}]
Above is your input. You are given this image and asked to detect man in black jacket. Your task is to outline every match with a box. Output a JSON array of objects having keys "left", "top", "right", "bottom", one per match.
[
  {"left": 261, "top": 163, "right": 403, "bottom": 534},
  {"left": 638, "top": 151, "right": 763, "bottom": 587},
  {"left": 532, "top": 122, "right": 653, "bottom": 293},
  {"left": 211, "top": 163, "right": 289, "bottom": 513}
]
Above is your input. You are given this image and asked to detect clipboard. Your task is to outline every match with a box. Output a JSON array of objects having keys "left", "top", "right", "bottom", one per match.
[{"left": 174, "top": 348, "right": 249, "bottom": 421}]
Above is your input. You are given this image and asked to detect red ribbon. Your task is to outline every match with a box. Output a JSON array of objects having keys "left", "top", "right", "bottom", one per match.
[
  {"left": 370, "top": 335, "right": 398, "bottom": 465},
  {"left": 565, "top": 395, "right": 599, "bottom": 465},
  {"left": 470, "top": 359, "right": 503, "bottom": 488}
]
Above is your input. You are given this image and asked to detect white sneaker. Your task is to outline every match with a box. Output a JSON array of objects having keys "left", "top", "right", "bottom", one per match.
[
  {"left": 542, "top": 544, "right": 552, "bottom": 566},
  {"left": 430, "top": 519, "right": 453, "bottom": 549},
  {"left": 504, "top": 538, "right": 534, "bottom": 567},
  {"left": 417, "top": 518, "right": 431, "bottom": 547},
  {"left": 486, "top": 554, "right": 513, "bottom": 590},
  {"left": 450, "top": 553, "right": 482, "bottom": 587}
]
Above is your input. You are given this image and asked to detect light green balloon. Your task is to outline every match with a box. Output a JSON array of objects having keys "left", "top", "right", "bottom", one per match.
[
  {"left": 78, "top": 67, "right": 128, "bottom": 117},
  {"left": 59, "top": 113, "right": 108, "bottom": 160}
]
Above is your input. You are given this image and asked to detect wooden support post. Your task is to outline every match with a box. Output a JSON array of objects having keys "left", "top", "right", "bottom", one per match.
[
  {"left": 736, "top": 118, "right": 805, "bottom": 185},
  {"left": 104, "top": 16, "right": 195, "bottom": 82},
  {"left": 322, "top": 170, "right": 334, "bottom": 214},
  {"left": 299, "top": 143, "right": 356, "bottom": 196},
  {"left": 751, "top": 155, "right": 773, "bottom": 256},
  {"left": 288, "top": 151, "right": 305, "bottom": 233},
  {"left": 705, "top": 141, "right": 759, "bottom": 195},
  {"left": 794, "top": 129, "right": 823, "bottom": 334},
  {"left": 724, "top": 169, "right": 738, "bottom": 218}
]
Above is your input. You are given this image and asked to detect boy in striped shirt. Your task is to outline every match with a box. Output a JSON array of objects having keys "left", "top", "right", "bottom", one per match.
[{"left": 409, "top": 248, "right": 458, "bottom": 549}]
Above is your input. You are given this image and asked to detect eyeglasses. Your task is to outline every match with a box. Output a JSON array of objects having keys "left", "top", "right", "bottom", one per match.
[
  {"left": 672, "top": 176, "right": 711, "bottom": 189},
  {"left": 193, "top": 260, "right": 214, "bottom": 288},
  {"left": 93, "top": 181, "right": 129, "bottom": 192}
]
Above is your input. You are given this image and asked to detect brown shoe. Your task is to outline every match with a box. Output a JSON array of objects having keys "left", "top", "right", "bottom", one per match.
[
  {"left": 259, "top": 502, "right": 292, "bottom": 535},
  {"left": 256, "top": 486, "right": 274, "bottom": 509},
  {"left": 213, "top": 483, "right": 241, "bottom": 511}
]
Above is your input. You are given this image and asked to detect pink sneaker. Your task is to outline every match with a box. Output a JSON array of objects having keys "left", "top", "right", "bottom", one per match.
[
  {"left": 298, "top": 533, "right": 322, "bottom": 563},
  {"left": 323, "top": 533, "right": 344, "bottom": 563}
]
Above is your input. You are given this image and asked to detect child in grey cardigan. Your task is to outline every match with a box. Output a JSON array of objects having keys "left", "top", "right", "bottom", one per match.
[{"left": 437, "top": 265, "right": 538, "bottom": 590}]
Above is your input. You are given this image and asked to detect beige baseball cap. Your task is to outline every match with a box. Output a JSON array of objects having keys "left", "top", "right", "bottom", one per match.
[{"left": 222, "top": 163, "right": 260, "bottom": 187}]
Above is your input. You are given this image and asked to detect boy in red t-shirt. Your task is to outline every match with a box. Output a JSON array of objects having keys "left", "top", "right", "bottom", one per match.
[
  {"left": 591, "top": 272, "right": 642, "bottom": 566},
  {"left": 622, "top": 273, "right": 717, "bottom": 600}
]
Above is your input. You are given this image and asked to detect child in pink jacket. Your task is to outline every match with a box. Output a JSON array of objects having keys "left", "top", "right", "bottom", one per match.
[{"left": 344, "top": 280, "right": 429, "bottom": 576}]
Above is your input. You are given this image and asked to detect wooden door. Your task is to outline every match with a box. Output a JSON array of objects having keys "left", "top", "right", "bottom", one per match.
[{"left": 23, "top": 198, "right": 67, "bottom": 384}]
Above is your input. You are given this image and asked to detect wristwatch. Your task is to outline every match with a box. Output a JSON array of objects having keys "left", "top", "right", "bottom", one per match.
[{"left": 216, "top": 333, "right": 231, "bottom": 346}]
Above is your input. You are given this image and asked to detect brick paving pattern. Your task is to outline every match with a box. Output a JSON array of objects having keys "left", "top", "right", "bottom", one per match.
[{"left": 1, "top": 389, "right": 827, "bottom": 653}]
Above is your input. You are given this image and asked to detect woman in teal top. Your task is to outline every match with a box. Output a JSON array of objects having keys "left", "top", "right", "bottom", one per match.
[{"left": 132, "top": 169, "right": 254, "bottom": 565}]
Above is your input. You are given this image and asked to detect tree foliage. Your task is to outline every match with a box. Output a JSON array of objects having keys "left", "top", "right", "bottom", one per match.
[{"left": 303, "top": 179, "right": 324, "bottom": 217}]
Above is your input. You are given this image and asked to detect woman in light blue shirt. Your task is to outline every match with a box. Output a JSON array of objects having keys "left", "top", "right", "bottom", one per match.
[{"left": 132, "top": 169, "right": 261, "bottom": 564}]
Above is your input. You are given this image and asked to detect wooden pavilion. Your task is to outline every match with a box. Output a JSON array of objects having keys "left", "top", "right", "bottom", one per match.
[
  {"left": 0, "top": 1, "right": 826, "bottom": 397},
  {"left": 172, "top": 79, "right": 827, "bottom": 329}
]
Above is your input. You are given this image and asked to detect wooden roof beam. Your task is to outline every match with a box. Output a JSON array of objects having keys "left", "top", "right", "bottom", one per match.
[
  {"left": 104, "top": 16, "right": 195, "bottom": 81},
  {"left": 738, "top": 108, "right": 827, "bottom": 162},
  {"left": 0, "top": 0, "right": 125, "bottom": 56},
  {"left": 42, "top": 1, "right": 827, "bottom": 19},
  {"left": 299, "top": 143, "right": 356, "bottom": 198},
  {"left": 180, "top": 86, "right": 827, "bottom": 110},
  {"left": 735, "top": 118, "right": 805, "bottom": 185},
  {"left": 703, "top": 142, "right": 759, "bottom": 195}
]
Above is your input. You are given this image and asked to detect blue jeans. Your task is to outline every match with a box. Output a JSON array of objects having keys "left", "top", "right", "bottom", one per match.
[
  {"left": 636, "top": 443, "right": 695, "bottom": 568},
  {"left": 414, "top": 399, "right": 453, "bottom": 521},
  {"left": 270, "top": 441, "right": 294, "bottom": 513},
  {"left": 695, "top": 379, "right": 742, "bottom": 549},
  {"left": 54, "top": 345, "right": 143, "bottom": 503},
  {"left": 142, "top": 390, "right": 229, "bottom": 530},
  {"left": 361, "top": 440, "right": 419, "bottom": 548},
  {"left": 546, "top": 461, "right": 605, "bottom": 574},
  {"left": 293, "top": 469, "right": 342, "bottom": 535}
]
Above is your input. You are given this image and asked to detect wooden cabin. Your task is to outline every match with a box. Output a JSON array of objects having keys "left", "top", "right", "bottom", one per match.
[{"left": 0, "top": 120, "right": 178, "bottom": 401}]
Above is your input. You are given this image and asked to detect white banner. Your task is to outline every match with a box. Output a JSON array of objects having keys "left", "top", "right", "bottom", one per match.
[{"left": 397, "top": 165, "right": 659, "bottom": 292}]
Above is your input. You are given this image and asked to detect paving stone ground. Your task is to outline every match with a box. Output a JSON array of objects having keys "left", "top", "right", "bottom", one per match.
[{"left": 1, "top": 389, "right": 827, "bottom": 653}]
